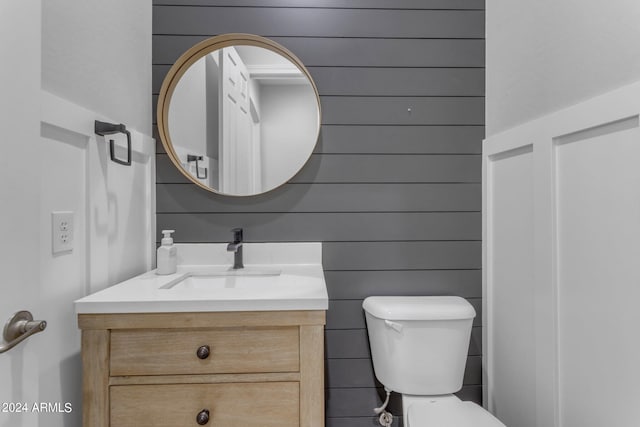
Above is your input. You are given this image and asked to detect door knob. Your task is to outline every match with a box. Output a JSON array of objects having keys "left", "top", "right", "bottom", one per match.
[{"left": 0, "top": 311, "right": 47, "bottom": 354}]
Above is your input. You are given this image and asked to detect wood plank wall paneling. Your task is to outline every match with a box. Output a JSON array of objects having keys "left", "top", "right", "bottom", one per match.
[
  {"left": 159, "top": 153, "right": 481, "bottom": 183},
  {"left": 153, "top": 8, "right": 485, "bottom": 38},
  {"left": 157, "top": 124, "right": 485, "bottom": 155},
  {"left": 154, "top": 66, "right": 486, "bottom": 97},
  {"left": 152, "top": 2, "right": 484, "bottom": 425},
  {"left": 154, "top": 36, "right": 485, "bottom": 67},
  {"left": 152, "top": 0, "right": 485, "bottom": 9}
]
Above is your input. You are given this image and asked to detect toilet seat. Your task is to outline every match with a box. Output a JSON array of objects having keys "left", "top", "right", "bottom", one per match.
[{"left": 408, "top": 400, "right": 505, "bottom": 427}]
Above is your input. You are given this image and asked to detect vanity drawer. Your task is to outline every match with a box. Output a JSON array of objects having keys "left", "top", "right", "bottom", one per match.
[
  {"left": 110, "top": 382, "right": 299, "bottom": 427},
  {"left": 110, "top": 327, "right": 299, "bottom": 376}
]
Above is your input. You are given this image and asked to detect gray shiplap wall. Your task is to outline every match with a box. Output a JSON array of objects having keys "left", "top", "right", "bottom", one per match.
[{"left": 153, "top": 2, "right": 484, "bottom": 426}]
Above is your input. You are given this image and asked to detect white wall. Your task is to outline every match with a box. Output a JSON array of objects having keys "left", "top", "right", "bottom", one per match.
[
  {"left": 484, "top": 81, "right": 640, "bottom": 427},
  {"left": 486, "top": 0, "right": 640, "bottom": 136},
  {"left": 42, "top": 0, "right": 152, "bottom": 135},
  {"left": 260, "top": 84, "right": 317, "bottom": 191},
  {"left": 40, "top": 0, "right": 154, "bottom": 279},
  {"left": 168, "top": 58, "right": 215, "bottom": 186},
  {"left": 169, "top": 58, "right": 207, "bottom": 155},
  {"left": 1, "top": 2, "right": 153, "bottom": 427},
  {"left": 486, "top": 3, "right": 640, "bottom": 426}
]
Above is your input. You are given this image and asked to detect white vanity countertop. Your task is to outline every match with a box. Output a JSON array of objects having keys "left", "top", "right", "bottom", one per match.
[{"left": 74, "top": 243, "right": 328, "bottom": 314}]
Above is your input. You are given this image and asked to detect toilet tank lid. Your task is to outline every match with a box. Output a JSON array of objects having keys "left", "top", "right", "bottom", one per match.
[{"left": 362, "top": 296, "right": 475, "bottom": 321}]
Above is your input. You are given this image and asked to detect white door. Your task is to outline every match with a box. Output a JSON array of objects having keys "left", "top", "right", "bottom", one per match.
[
  {"left": 0, "top": 2, "right": 43, "bottom": 426},
  {"left": 219, "top": 47, "right": 252, "bottom": 194},
  {"left": 1, "top": 5, "right": 155, "bottom": 427}
]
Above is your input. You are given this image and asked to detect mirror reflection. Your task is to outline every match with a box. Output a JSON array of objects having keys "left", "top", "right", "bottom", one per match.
[{"left": 166, "top": 44, "right": 320, "bottom": 196}]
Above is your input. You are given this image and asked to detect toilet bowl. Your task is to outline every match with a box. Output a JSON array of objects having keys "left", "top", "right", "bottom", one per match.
[
  {"left": 405, "top": 395, "right": 503, "bottom": 427},
  {"left": 363, "top": 296, "right": 505, "bottom": 427}
]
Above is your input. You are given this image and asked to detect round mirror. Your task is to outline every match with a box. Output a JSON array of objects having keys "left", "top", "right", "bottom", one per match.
[{"left": 157, "top": 34, "right": 321, "bottom": 196}]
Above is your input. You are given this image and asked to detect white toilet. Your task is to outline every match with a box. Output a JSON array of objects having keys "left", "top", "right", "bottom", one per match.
[{"left": 363, "top": 296, "right": 506, "bottom": 427}]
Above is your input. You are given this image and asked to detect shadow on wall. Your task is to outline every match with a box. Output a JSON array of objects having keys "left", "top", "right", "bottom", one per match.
[
  {"left": 37, "top": 352, "right": 82, "bottom": 426},
  {"left": 59, "top": 352, "right": 82, "bottom": 426}
]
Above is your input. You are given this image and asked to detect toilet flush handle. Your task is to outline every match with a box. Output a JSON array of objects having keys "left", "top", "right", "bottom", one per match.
[{"left": 384, "top": 320, "right": 403, "bottom": 333}]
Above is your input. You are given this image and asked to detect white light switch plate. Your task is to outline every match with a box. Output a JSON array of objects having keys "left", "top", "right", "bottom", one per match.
[{"left": 52, "top": 211, "right": 74, "bottom": 254}]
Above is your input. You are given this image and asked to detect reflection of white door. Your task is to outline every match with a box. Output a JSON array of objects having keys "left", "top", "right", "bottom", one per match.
[
  {"left": 219, "top": 47, "right": 252, "bottom": 194},
  {"left": 1, "top": 3, "right": 41, "bottom": 426}
]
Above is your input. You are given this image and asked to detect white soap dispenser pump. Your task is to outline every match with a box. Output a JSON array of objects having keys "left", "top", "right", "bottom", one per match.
[{"left": 156, "top": 229, "right": 177, "bottom": 275}]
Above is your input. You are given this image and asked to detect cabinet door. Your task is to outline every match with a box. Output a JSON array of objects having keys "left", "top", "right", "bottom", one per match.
[{"left": 111, "top": 382, "right": 299, "bottom": 427}]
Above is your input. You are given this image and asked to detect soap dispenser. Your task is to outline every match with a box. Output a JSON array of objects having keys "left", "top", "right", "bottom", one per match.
[{"left": 156, "top": 229, "right": 177, "bottom": 275}]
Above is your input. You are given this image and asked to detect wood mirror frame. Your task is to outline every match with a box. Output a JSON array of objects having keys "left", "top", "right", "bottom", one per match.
[{"left": 157, "top": 33, "right": 322, "bottom": 196}]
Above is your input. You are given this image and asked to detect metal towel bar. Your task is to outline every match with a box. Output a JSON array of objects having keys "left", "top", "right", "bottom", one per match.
[
  {"left": 95, "top": 120, "right": 132, "bottom": 166},
  {"left": 187, "top": 154, "right": 208, "bottom": 179}
]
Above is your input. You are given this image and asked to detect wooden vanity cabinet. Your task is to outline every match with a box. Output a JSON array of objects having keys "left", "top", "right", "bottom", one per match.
[{"left": 78, "top": 310, "right": 325, "bottom": 427}]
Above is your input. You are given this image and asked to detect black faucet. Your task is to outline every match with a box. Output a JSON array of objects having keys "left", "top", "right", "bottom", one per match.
[{"left": 226, "top": 228, "right": 244, "bottom": 269}]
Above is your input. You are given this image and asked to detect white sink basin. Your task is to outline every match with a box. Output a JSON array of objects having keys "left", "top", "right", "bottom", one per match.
[
  {"left": 160, "top": 267, "right": 286, "bottom": 293},
  {"left": 160, "top": 267, "right": 281, "bottom": 290},
  {"left": 166, "top": 274, "right": 279, "bottom": 292}
]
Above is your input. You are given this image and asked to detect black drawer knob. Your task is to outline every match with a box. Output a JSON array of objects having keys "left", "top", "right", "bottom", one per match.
[
  {"left": 196, "top": 409, "right": 210, "bottom": 425},
  {"left": 196, "top": 345, "right": 210, "bottom": 360}
]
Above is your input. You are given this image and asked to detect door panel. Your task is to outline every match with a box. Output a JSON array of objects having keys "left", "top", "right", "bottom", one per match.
[
  {"left": 220, "top": 47, "right": 253, "bottom": 194},
  {"left": 0, "top": 2, "right": 42, "bottom": 426},
  {"left": 556, "top": 120, "right": 640, "bottom": 427}
]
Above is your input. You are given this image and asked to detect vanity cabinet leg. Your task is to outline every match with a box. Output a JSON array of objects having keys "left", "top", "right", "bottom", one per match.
[
  {"left": 82, "top": 329, "right": 110, "bottom": 427},
  {"left": 299, "top": 325, "right": 324, "bottom": 427}
]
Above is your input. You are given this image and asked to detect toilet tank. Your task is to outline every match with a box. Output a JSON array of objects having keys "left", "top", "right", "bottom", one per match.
[{"left": 363, "top": 296, "right": 475, "bottom": 395}]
